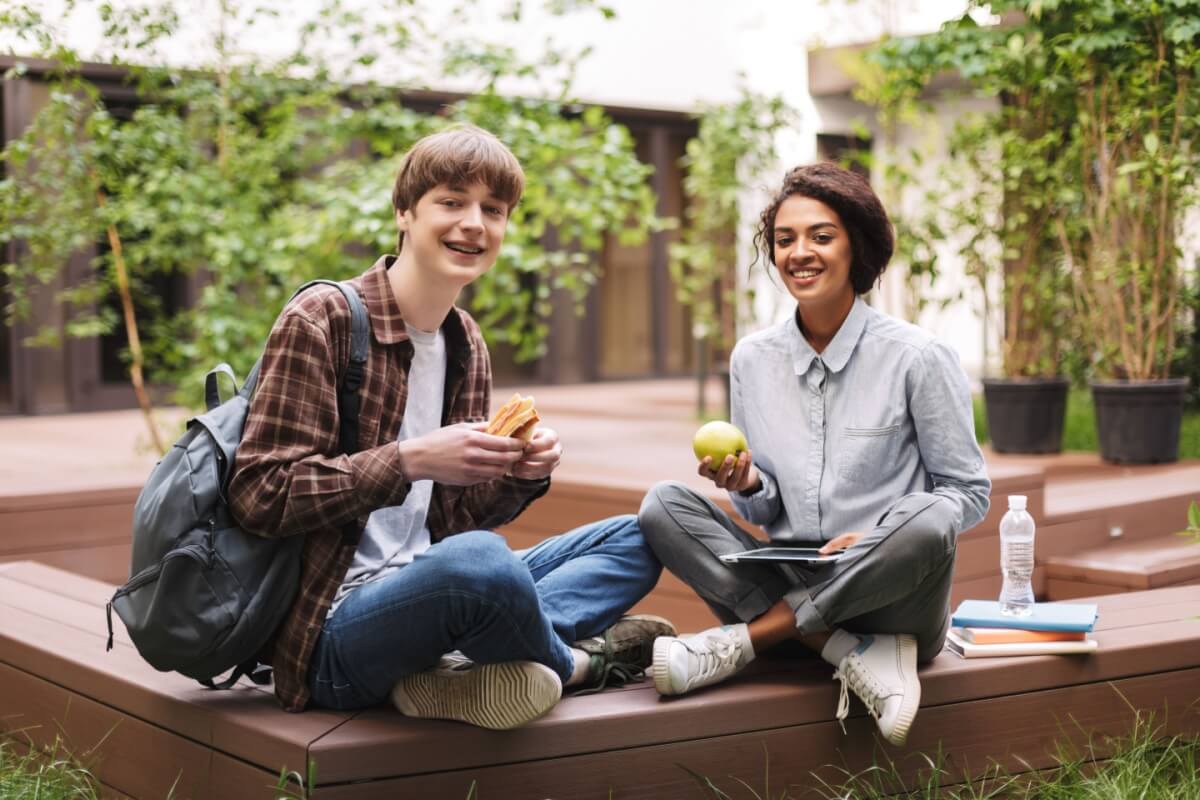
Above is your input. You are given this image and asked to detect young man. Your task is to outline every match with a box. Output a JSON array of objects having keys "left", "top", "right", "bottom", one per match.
[{"left": 229, "top": 125, "right": 672, "bottom": 728}]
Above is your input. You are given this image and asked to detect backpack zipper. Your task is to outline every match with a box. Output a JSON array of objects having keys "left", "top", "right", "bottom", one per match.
[
  {"left": 107, "top": 544, "right": 214, "bottom": 651},
  {"left": 111, "top": 544, "right": 212, "bottom": 603}
]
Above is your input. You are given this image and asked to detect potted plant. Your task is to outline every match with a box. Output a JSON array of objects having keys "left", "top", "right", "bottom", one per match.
[
  {"left": 863, "top": 9, "right": 1075, "bottom": 452},
  {"left": 973, "top": 84, "right": 1072, "bottom": 455},
  {"left": 1050, "top": 0, "right": 1197, "bottom": 463}
]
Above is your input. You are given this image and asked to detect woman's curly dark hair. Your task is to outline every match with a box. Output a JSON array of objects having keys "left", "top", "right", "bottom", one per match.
[{"left": 752, "top": 163, "right": 894, "bottom": 295}]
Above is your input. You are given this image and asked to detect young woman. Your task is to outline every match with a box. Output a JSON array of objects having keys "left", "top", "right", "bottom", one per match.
[{"left": 639, "top": 163, "right": 990, "bottom": 746}]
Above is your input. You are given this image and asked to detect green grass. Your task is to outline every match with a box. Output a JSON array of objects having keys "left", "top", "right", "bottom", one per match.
[
  {"left": 684, "top": 711, "right": 1200, "bottom": 799},
  {"left": 8, "top": 716, "right": 1199, "bottom": 799},
  {"left": 0, "top": 735, "right": 313, "bottom": 799},
  {"left": 974, "top": 389, "right": 1200, "bottom": 460},
  {"left": 0, "top": 738, "right": 101, "bottom": 800}
]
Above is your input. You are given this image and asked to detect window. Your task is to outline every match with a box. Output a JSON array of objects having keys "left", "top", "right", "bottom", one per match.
[{"left": 816, "top": 133, "right": 872, "bottom": 177}]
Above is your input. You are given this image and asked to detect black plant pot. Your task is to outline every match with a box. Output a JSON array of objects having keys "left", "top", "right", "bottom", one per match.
[
  {"left": 982, "top": 377, "right": 1069, "bottom": 454},
  {"left": 1090, "top": 378, "right": 1189, "bottom": 464}
]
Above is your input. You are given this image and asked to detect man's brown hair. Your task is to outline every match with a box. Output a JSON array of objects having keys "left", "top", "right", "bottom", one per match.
[{"left": 391, "top": 125, "right": 525, "bottom": 252}]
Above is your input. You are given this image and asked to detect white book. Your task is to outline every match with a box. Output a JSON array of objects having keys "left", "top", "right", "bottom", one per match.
[{"left": 945, "top": 628, "right": 1099, "bottom": 658}]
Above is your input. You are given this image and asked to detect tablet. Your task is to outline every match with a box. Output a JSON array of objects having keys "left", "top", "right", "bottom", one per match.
[{"left": 719, "top": 547, "right": 844, "bottom": 564}]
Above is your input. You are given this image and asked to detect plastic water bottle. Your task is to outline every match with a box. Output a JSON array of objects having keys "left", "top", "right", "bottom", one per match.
[{"left": 999, "top": 494, "right": 1036, "bottom": 616}]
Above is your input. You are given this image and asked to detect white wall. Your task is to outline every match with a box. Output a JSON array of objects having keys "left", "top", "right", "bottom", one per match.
[{"left": 873, "top": 94, "right": 1001, "bottom": 381}]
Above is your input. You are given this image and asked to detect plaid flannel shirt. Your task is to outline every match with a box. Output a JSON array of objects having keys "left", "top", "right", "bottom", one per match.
[{"left": 229, "top": 256, "right": 549, "bottom": 711}]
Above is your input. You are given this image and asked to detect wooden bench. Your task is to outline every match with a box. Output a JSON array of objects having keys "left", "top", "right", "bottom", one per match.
[
  {"left": 3, "top": 561, "right": 1198, "bottom": 799},
  {"left": 0, "top": 485, "right": 137, "bottom": 585}
]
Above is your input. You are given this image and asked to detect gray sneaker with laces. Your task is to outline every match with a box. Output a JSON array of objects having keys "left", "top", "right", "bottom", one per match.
[
  {"left": 651, "top": 624, "right": 754, "bottom": 696},
  {"left": 574, "top": 614, "right": 677, "bottom": 693}
]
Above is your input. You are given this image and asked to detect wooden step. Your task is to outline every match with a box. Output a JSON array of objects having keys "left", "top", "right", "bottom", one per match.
[{"left": 1044, "top": 532, "right": 1200, "bottom": 599}]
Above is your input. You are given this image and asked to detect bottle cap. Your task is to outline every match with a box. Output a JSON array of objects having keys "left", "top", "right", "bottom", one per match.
[{"left": 1008, "top": 495, "right": 1027, "bottom": 511}]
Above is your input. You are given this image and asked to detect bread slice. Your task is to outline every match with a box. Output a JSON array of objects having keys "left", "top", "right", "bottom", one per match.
[{"left": 486, "top": 393, "right": 540, "bottom": 441}]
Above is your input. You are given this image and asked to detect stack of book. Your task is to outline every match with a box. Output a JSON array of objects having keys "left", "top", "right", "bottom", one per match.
[{"left": 946, "top": 599, "right": 1099, "bottom": 658}]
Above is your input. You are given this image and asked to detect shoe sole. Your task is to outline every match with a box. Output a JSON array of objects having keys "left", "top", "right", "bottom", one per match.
[
  {"left": 885, "top": 634, "right": 921, "bottom": 746},
  {"left": 651, "top": 637, "right": 680, "bottom": 696},
  {"left": 392, "top": 661, "right": 562, "bottom": 730}
]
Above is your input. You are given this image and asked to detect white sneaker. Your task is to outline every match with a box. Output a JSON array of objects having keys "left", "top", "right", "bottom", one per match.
[
  {"left": 391, "top": 653, "right": 562, "bottom": 730},
  {"left": 831, "top": 633, "right": 920, "bottom": 746},
  {"left": 652, "top": 624, "right": 754, "bottom": 696}
]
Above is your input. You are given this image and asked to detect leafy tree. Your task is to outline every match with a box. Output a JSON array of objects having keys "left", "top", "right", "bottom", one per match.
[
  {"left": 861, "top": 0, "right": 1200, "bottom": 382},
  {"left": 1046, "top": 0, "right": 1200, "bottom": 381},
  {"left": 860, "top": 8, "right": 1076, "bottom": 379},
  {"left": 0, "top": 0, "right": 659, "bottom": 448},
  {"left": 669, "top": 88, "right": 793, "bottom": 417}
]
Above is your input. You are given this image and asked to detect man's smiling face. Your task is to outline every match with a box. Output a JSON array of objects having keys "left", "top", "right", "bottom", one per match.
[{"left": 396, "top": 181, "right": 510, "bottom": 288}]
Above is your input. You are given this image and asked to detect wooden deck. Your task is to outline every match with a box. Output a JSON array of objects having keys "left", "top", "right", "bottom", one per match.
[
  {"left": 3, "top": 379, "right": 1200, "bottom": 796},
  {"left": 2, "top": 561, "right": 1198, "bottom": 798},
  {"left": 4, "top": 379, "right": 1197, "bottom": 631}
]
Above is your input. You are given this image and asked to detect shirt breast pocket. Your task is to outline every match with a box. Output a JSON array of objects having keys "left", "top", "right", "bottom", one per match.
[{"left": 838, "top": 424, "right": 902, "bottom": 483}]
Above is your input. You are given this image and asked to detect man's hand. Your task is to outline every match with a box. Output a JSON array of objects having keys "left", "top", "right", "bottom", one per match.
[
  {"left": 510, "top": 427, "right": 562, "bottom": 481},
  {"left": 699, "top": 450, "right": 761, "bottom": 494},
  {"left": 397, "top": 422, "right": 526, "bottom": 486},
  {"left": 819, "top": 532, "right": 863, "bottom": 555}
]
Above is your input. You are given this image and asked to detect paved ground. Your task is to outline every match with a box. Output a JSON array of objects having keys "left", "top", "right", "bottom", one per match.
[
  {"left": 1, "top": 379, "right": 728, "bottom": 496},
  {"left": 2, "top": 378, "right": 1197, "bottom": 501}
]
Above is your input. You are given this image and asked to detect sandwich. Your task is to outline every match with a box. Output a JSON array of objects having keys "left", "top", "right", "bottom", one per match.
[{"left": 486, "top": 393, "right": 540, "bottom": 441}]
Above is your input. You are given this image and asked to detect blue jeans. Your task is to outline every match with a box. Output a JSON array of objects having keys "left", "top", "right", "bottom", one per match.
[{"left": 306, "top": 514, "right": 662, "bottom": 710}]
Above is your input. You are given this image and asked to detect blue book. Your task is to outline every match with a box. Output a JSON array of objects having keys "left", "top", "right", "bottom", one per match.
[{"left": 951, "top": 600, "right": 1098, "bottom": 633}]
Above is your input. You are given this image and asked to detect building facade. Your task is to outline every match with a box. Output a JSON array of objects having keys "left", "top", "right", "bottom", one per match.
[{"left": 0, "top": 56, "right": 700, "bottom": 415}]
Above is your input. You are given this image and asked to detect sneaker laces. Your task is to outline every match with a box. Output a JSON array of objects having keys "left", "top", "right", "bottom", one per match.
[
  {"left": 685, "top": 630, "right": 741, "bottom": 686},
  {"left": 832, "top": 654, "right": 885, "bottom": 734},
  {"left": 571, "top": 629, "right": 651, "bottom": 696},
  {"left": 436, "top": 651, "right": 475, "bottom": 673},
  {"left": 571, "top": 658, "right": 644, "bottom": 696}
]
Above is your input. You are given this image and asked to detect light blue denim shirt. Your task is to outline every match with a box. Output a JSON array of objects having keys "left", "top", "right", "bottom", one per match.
[{"left": 729, "top": 297, "right": 990, "bottom": 542}]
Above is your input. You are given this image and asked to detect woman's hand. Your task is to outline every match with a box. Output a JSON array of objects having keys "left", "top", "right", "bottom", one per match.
[
  {"left": 699, "top": 451, "right": 761, "bottom": 494},
  {"left": 819, "top": 531, "right": 863, "bottom": 555}
]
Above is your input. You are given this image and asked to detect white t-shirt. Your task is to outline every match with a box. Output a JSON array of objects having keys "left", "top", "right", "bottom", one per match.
[{"left": 329, "top": 325, "right": 446, "bottom": 615}]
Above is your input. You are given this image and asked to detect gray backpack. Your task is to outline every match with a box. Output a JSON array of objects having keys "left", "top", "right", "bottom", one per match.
[{"left": 106, "top": 280, "right": 369, "bottom": 688}]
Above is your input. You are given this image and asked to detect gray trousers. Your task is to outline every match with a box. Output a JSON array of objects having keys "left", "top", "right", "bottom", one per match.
[{"left": 638, "top": 481, "right": 959, "bottom": 663}]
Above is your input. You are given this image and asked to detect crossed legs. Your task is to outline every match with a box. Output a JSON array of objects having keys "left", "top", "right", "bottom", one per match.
[
  {"left": 638, "top": 481, "right": 958, "bottom": 744},
  {"left": 307, "top": 515, "right": 670, "bottom": 727}
]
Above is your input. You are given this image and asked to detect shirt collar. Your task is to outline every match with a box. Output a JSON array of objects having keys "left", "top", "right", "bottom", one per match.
[
  {"left": 357, "top": 255, "right": 472, "bottom": 367},
  {"left": 788, "top": 296, "right": 869, "bottom": 376}
]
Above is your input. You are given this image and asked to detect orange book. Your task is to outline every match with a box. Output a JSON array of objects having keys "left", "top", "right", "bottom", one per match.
[{"left": 955, "top": 627, "right": 1086, "bottom": 645}]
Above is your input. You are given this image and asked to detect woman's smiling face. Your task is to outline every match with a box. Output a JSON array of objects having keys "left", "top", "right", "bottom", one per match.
[{"left": 772, "top": 194, "right": 855, "bottom": 312}]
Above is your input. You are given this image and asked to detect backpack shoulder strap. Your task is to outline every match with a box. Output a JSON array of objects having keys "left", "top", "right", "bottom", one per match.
[
  {"left": 238, "top": 279, "right": 370, "bottom": 456},
  {"left": 294, "top": 280, "right": 370, "bottom": 550},
  {"left": 307, "top": 280, "right": 369, "bottom": 457}
]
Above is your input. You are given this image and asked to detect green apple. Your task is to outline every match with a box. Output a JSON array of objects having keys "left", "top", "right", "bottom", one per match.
[{"left": 693, "top": 421, "right": 748, "bottom": 470}]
